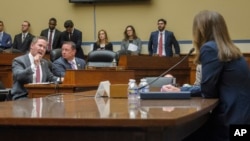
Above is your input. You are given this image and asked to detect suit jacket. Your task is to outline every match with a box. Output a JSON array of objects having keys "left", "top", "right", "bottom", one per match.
[
  {"left": 121, "top": 38, "right": 142, "bottom": 55},
  {"left": 60, "top": 28, "right": 84, "bottom": 59},
  {"left": 12, "top": 33, "right": 35, "bottom": 53},
  {"left": 52, "top": 57, "right": 86, "bottom": 77},
  {"left": 11, "top": 54, "right": 58, "bottom": 100},
  {"left": 40, "top": 28, "right": 61, "bottom": 50},
  {"left": 148, "top": 30, "right": 180, "bottom": 56},
  {"left": 182, "top": 41, "right": 250, "bottom": 140},
  {"left": 0, "top": 32, "right": 12, "bottom": 49},
  {"left": 93, "top": 42, "right": 113, "bottom": 51}
]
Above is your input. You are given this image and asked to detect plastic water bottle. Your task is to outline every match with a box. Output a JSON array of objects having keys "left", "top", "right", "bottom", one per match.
[
  {"left": 138, "top": 78, "right": 149, "bottom": 93},
  {"left": 127, "top": 79, "right": 138, "bottom": 100},
  {"left": 112, "top": 58, "right": 117, "bottom": 67},
  {"left": 127, "top": 79, "right": 139, "bottom": 118}
]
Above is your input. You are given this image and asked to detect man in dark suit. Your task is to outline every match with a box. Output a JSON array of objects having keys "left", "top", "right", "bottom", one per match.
[
  {"left": 11, "top": 36, "right": 59, "bottom": 100},
  {"left": 40, "top": 17, "right": 61, "bottom": 53},
  {"left": 0, "top": 21, "right": 12, "bottom": 49},
  {"left": 60, "top": 20, "right": 84, "bottom": 59},
  {"left": 12, "top": 21, "right": 35, "bottom": 53},
  {"left": 52, "top": 41, "right": 86, "bottom": 77},
  {"left": 148, "top": 18, "right": 180, "bottom": 57}
]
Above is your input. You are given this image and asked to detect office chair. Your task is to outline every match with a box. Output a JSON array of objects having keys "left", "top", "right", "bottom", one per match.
[
  {"left": 116, "top": 49, "right": 132, "bottom": 62},
  {"left": 0, "top": 81, "right": 11, "bottom": 102},
  {"left": 3, "top": 48, "right": 22, "bottom": 53},
  {"left": 144, "top": 77, "right": 175, "bottom": 87},
  {"left": 50, "top": 48, "right": 62, "bottom": 62},
  {"left": 87, "top": 50, "right": 117, "bottom": 67}
]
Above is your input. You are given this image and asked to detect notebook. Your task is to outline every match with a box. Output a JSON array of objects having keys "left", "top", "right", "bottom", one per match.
[{"left": 140, "top": 91, "right": 191, "bottom": 100}]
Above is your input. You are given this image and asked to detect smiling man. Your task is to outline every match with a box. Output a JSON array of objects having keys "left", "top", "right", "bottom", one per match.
[{"left": 11, "top": 36, "right": 59, "bottom": 100}]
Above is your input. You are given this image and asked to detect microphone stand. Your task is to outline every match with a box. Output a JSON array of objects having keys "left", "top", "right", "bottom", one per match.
[{"left": 138, "top": 48, "right": 195, "bottom": 90}]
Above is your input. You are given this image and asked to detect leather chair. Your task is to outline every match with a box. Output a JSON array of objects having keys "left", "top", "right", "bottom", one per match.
[
  {"left": 50, "top": 48, "right": 62, "bottom": 62},
  {"left": 144, "top": 77, "right": 175, "bottom": 87},
  {"left": 87, "top": 50, "right": 117, "bottom": 67}
]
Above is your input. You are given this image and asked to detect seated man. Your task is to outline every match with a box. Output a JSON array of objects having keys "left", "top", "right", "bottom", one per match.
[
  {"left": 52, "top": 41, "right": 86, "bottom": 77},
  {"left": 11, "top": 36, "right": 60, "bottom": 100}
]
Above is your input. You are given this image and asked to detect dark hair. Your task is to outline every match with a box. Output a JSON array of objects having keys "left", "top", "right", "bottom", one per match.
[
  {"left": 123, "top": 25, "right": 138, "bottom": 41},
  {"left": 49, "top": 17, "right": 57, "bottom": 23},
  {"left": 64, "top": 20, "right": 74, "bottom": 28},
  {"left": 62, "top": 41, "right": 76, "bottom": 50},
  {"left": 158, "top": 18, "right": 167, "bottom": 25},
  {"left": 0, "top": 21, "right": 3, "bottom": 25}
]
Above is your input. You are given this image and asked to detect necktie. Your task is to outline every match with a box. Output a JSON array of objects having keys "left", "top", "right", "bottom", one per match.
[
  {"left": 159, "top": 33, "right": 163, "bottom": 56},
  {"left": 48, "top": 30, "right": 53, "bottom": 51},
  {"left": 70, "top": 61, "right": 76, "bottom": 70},
  {"left": 69, "top": 33, "right": 72, "bottom": 40},
  {"left": 22, "top": 33, "right": 26, "bottom": 43},
  {"left": 36, "top": 65, "right": 41, "bottom": 83},
  {"left": 0, "top": 32, "right": 3, "bottom": 42}
]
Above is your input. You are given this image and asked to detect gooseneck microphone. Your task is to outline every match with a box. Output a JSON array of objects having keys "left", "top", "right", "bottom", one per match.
[{"left": 138, "top": 48, "right": 195, "bottom": 90}]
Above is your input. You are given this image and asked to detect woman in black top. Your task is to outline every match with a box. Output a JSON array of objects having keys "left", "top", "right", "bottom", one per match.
[{"left": 93, "top": 29, "right": 113, "bottom": 51}]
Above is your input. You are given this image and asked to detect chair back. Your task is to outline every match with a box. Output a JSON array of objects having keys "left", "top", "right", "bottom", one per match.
[
  {"left": 87, "top": 50, "right": 117, "bottom": 67},
  {"left": 144, "top": 77, "right": 175, "bottom": 87},
  {"left": 50, "top": 48, "right": 62, "bottom": 62}
]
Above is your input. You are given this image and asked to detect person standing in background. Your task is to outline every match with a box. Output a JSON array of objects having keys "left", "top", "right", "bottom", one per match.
[
  {"left": 93, "top": 29, "right": 113, "bottom": 51},
  {"left": 12, "top": 21, "right": 35, "bottom": 53},
  {"left": 40, "top": 17, "right": 61, "bottom": 54},
  {"left": 148, "top": 18, "right": 180, "bottom": 57},
  {"left": 60, "top": 20, "right": 84, "bottom": 59},
  {"left": 162, "top": 10, "right": 250, "bottom": 141},
  {"left": 0, "top": 20, "right": 12, "bottom": 49},
  {"left": 120, "top": 25, "right": 142, "bottom": 55},
  {"left": 52, "top": 41, "right": 86, "bottom": 77}
]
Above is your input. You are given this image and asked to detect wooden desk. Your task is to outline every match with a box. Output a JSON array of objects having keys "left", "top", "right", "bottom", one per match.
[
  {"left": 119, "top": 55, "right": 190, "bottom": 85},
  {"left": 25, "top": 69, "right": 135, "bottom": 98},
  {"left": 0, "top": 92, "right": 218, "bottom": 141}
]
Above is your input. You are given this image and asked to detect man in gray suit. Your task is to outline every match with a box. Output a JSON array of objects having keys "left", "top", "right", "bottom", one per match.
[
  {"left": 52, "top": 41, "right": 86, "bottom": 77},
  {"left": 11, "top": 36, "right": 59, "bottom": 100}
]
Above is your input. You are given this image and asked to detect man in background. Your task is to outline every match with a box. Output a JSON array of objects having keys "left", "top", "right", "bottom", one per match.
[
  {"left": 0, "top": 20, "right": 12, "bottom": 49},
  {"left": 40, "top": 17, "right": 61, "bottom": 53},
  {"left": 11, "top": 36, "right": 59, "bottom": 100},
  {"left": 148, "top": 18, "right": 180, "bottom": 57},
  {"left": 12, "top": 21, "right": 35, "bottom": 53},
  {"left": 52, "top": 41, "right": 86, "bottom": 77},
  {"left": 60, "top": 20, "right": 84, "bottom": 59}
]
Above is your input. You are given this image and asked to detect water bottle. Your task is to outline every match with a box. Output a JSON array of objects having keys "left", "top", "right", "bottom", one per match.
[
  {"left": 127, "top": 79, "right": 138, "bottom": 101},
  {"left": 112, "top": 58, "right": 117, "bottom": 67},
  {"left": 127, "top": 79, "right": 139, "bottom": 118},
  {"left": 138, "top": 79, "right": 149, "bottom": 93}
]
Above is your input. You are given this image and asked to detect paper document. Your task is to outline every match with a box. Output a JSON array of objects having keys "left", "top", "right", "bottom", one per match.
[
  {"left": 128, "top": 43, "right": 138, "bottom": 51},
  {"left": 95, "top": 80, "right": 110, "bottom": 98}
]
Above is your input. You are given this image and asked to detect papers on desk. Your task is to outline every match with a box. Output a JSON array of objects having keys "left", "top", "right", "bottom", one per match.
[
  {"left": 28, "top": 82, "right": 51, "bottom": 85},
  {"left": 95, "top": 81, "right": 110, "bottom": 98},
  {"left": 127, "top": 43, "right": 138, "bottom": 51}
]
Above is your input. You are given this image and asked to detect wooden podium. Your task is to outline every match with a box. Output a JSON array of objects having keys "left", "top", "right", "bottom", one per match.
[
  {"left": 63, "top": 69, "right": 135, "bottom": 86},
  {"left": 118, "top": 55, "right": 190, "bottom": 85}
]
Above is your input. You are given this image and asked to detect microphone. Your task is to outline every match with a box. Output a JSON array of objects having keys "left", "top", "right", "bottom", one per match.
[{"left": 138, "top": 48, "right": 195, "bottom": 90}]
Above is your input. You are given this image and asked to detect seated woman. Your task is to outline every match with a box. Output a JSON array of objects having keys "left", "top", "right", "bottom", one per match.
[
  {"left": 93, "top": 29, "right": 113, "bottom": 51},
  {"left": 120, "top": 25, "right": 142, "bottom": 55}
]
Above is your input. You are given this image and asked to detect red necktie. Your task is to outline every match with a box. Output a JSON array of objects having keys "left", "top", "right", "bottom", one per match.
[
  {"left": 48, "top": 30, "right": 53, "bottom": 51},
  {"left": 159, "top": 33, "right": 163, "bottom": 56},
  {"left": 36, "top": 65, "right": 41, "bottom": 83}
]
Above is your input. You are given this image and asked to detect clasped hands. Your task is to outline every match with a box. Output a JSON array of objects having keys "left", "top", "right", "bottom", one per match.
[{"left": 161, "top": 84, "right": 181, "bottom": 92}]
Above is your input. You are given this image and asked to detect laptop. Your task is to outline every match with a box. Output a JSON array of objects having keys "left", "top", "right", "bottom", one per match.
[{"left": 140, "top": 91, "right": 191, "bottom": 100}]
